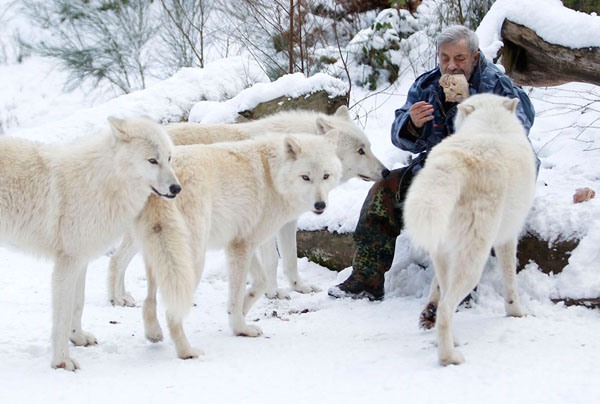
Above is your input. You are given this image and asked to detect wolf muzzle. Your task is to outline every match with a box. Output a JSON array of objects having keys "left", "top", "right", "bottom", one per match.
[
  {"left": 313, "top": 201, "right": 326, "bottom": 214},
  {"left": 152, "top": 184, "right": 182, "bottom": 199}
]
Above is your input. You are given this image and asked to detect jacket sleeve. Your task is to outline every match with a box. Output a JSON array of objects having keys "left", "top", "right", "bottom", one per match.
[
  {"left": 494, "top": 74, "right": 535, "bottom": 134},
  {"left": 390, "top": 81, "right": 430, "bottom": 153}
]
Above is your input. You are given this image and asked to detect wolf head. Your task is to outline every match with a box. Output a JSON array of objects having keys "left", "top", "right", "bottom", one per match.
[
  {"left": 272, "top": 131, "right": 342, "bottom": 215},
  {"left": 107, "top": 116, "right": 181, "bottom": 199},
  {"left": 315, "top": 106, "right": 389, "bottom": 182},
  {"left": 454, "top": 93, "right": 520, "bottom": 132}
]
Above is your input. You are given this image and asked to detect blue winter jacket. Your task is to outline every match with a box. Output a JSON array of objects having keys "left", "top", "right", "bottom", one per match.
[{"left": 391, "top": 53, "right": 537, "bottom": 172}]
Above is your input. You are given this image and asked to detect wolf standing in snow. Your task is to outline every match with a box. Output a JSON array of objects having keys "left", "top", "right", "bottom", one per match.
[
  {"left": 403, "top": 93, "right": 537, "bottom": 366},
  {"left": 0, "top": 117, "right": 181, "bottom": 370},
  {"left": 108, "top": 106, "right": 389, "bottom": 306},
  {"left": 136, "top": 132, "right": 342, "bottom": 359}
]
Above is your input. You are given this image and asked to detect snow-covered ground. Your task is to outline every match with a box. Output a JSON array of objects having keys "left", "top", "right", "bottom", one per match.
[{"left": 1, "top": 0, "right": 599, "bottom": 402}]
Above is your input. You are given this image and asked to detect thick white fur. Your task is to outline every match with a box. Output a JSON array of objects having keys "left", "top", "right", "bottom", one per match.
[
  {"left": 109, "top": 106, "right": 388, "bottom": 306},
  {"left": 136, "top": 132, "right": 342, "bottom": 359},
  {"left": 0, "top": 117, "right": 180, "bottom": 370},
  {"left": 404, "top": 93, "right": 537, "bottom": 366}
]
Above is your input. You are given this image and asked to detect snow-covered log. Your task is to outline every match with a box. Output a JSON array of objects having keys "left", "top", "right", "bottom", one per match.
[{"left": 500, "top": 19, "right": 600, "bottom": 87}]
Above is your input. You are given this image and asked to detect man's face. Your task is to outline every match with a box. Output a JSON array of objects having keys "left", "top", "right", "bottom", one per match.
[{"left": 438, "top": 38, "right": 479, "bottom": 80}]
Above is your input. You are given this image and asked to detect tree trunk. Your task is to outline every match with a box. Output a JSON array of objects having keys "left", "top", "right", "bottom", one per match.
[{"left": 289, "top": 0, "right": 295, "bottom": 74}]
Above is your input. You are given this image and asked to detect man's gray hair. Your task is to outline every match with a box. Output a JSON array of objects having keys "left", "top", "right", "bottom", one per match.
[{"left": 437, "top": 26, "right": 479, "bottom": 53}]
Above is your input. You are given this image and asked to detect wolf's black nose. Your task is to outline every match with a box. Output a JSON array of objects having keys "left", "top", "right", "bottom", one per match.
[
  {"left": 382, "top": 169, "right": 390, "bottom": 178},
  {"left": 170, "top": 184, "right": 182, "bottom": 195},
  {"left": 314, "top": 201, "right": 326, "bottom": 211}
]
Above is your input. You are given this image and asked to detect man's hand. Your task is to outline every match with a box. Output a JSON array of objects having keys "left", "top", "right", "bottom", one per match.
[{"left": 409, "top": 101, "right": 434, "bottom": 128}]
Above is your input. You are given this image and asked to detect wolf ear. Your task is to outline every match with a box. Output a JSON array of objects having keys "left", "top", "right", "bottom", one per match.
[
  {"left": 333, "top": 105, "right": 351, "bottom": 119},
  {"left": 315, "top": 117, "right": 334, "bottom": 135},
  {"left": 503, "top": 98, "right": 519, "bottom": 113},
  {"left": 457, "top": 104, "right": 475, "bottom": 117},
  {"left": 107, "top": 116, "right": 130, "bottom": 141},
  {"left": 284, "top": 136, "right": 302, "bottom": 160},
  {"left": 324, "top": 129, "right": 340, "bottom": 145},
  {"left": 315, "top": 106, "right": 350, "bottom": 134}
]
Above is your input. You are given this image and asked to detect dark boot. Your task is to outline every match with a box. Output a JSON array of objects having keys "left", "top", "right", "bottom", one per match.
[{"left": 327, "top": 274, "right": 384, "bottom": 301}]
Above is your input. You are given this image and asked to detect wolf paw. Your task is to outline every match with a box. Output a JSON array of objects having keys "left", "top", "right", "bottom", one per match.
[
  {"left": 52, "top": 357, "right": 80, "bottom": 371},
  {"left": 506, "top": 303, "right": 527, "bottom": 318},
  {"left": 110, "top": 292, "right": 136, "bottom": 307},
  {"left": 235, "top": 324, "right": 263, "bottom": 337},
  {"left": 177, "top": 346, "right": 204, "bottom": 360},
  {"left": 292, "top": 281, "right": 321, "bottom": 294},
  {"left": 419, "top": 302, "right": 437, "bottom": 330},
  {"left": 265, "top": 288, "right": 291, "bottom": 300},
  {"left": 439, "top": 349, "right": 465, "bottom": 366},
  {"left": 145, "top": 326, "right": 164, "bottom": 343},
  {"left": 70, "top": 330, "right": 98, "bottom": 347}
]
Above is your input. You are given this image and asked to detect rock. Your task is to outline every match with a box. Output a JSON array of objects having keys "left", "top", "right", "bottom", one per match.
[{"left": 237, "top": 90, "right": 348, "bottom": 121}]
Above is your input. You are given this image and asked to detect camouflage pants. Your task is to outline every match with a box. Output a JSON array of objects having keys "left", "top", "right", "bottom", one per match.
[{"left": 350, "top": 166, "right": 417, "bottom": 288}]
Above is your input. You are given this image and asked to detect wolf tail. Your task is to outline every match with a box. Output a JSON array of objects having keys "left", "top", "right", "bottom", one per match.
[
  {"left": 138, "top": 197, "right": 196, "bottom": 322},
  {"left": 403, "top": 163, "right": 462, "bottom": 252}
]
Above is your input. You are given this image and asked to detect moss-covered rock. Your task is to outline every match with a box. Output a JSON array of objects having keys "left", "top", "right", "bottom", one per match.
[{"left": 238, "top": 90, "right": 348, "bottom": 121}]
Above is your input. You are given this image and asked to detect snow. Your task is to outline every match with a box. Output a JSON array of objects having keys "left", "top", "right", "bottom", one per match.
[
  {"left": 1, "top": 1, "right": 600, "bottom": 403},
  {"left": 189, "top": 72, "right": 349, "bottom": 124},
  {"left": 3, "top": 56, "right": 269, "bottom": 142},
  {"left": 477, "top": 0, "right": 599, "bottom": 57}
]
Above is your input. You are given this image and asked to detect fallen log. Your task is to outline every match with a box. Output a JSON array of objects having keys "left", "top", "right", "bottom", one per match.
[
  {"left": 551, "top": 298, "right": 600, "bottom": 309},
  {"left": 500, "top": 19, "right": 600, "bottom": 87},
  {"left": 296, "top": 229, "right": 578, "bottom": 274}
]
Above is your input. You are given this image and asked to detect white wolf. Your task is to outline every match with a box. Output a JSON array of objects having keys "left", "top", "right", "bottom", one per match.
[
  {"left": 0, "top": 117, "right": 180, "bottom": 370},
  {"left": 109, "top": 106, "right": 389, "bottom": 306},
  {"left": 135, "top": 132, "right": 342, "bottom": 359},
  {"left": 403, "top": 93, "right": 537, "bottom": 366}
]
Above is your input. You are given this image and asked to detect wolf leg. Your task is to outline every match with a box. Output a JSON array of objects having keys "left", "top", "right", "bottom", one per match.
[
  {"left": 69, "top": 265, "right": 97, "bottom": 346},
  {"left": 166, "top": 311, "right": 202, "bottom": 359},
  {"left": 51, "top": 255, "right": 86, "bottom": 370},
  {"left": 227, "top": 242, "right": 263, "bottom": 337},
  {"left": 419, "top": 275, "right": 440, "bottom": 330},
  {"left": 430, "top": 253, "right": 462, "bottom": 365},
  {"left": 142, "top": 261, "right": 164, "bottom": 343},
  {"left": 108, "top": 230, "right": 139, "bottom": 307},
  {"left": 279, "top": 220, "right": 321, "bottom": 294},
  {"left": 243, "top": 253, "right": 268, "bottom": 316},
  {"left": 434, "top": 248, "right": 487, "bottom": 366},
  {"left": 495, "top": 240, "right": 526, "bottom": 317},
  {"left": 260, "top": 237, "right": 287, "bottom": 299}
]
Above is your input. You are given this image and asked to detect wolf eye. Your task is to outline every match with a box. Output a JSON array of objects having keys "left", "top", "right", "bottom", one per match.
[
  {"left": 323, "top": 174, "right": 330, "bottom": 180},
  {"left": 358, "top": 148, "right": 365, "bottom": 155},
  {"left": 302, "top": 175, "right": 310, "bottom": 181},
  {"left": 148, "top": 158, "right": 158, "bottom": 165}
]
